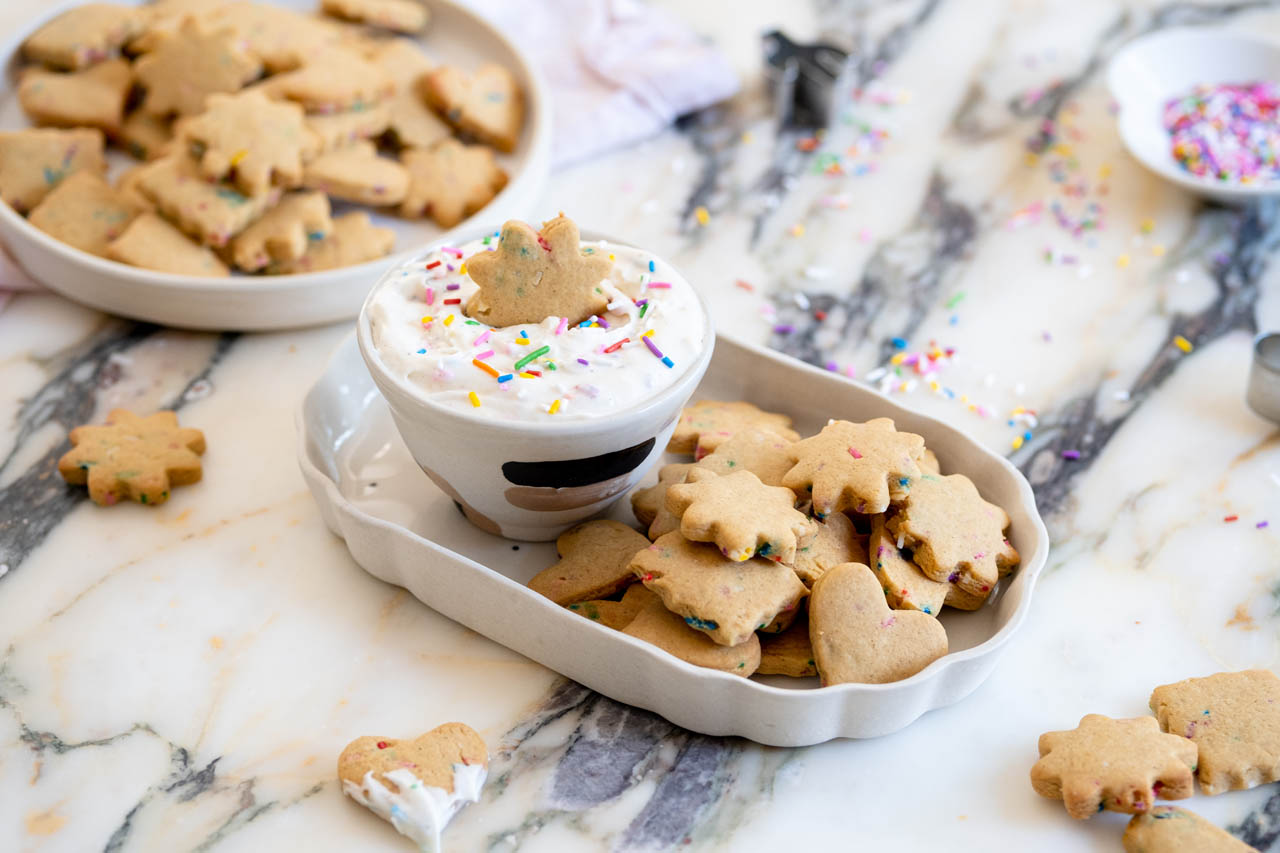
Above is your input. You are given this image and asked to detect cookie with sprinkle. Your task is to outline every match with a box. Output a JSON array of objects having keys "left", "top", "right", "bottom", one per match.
[{"left": 464, "top": 214, "right": 611, "bottom": 328}]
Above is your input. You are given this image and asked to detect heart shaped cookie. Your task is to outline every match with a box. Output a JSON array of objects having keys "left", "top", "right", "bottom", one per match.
[
  {"left": 808, "top": 562, "right": 948, "bottom": 685},
  {"left": 339, "top": 722, "right": 488, "bottom": 851}
]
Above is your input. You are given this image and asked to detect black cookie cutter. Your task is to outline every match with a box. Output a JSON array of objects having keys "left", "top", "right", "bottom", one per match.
[{"left": 762, "top": 30, "right": 850, "bottom": 129}]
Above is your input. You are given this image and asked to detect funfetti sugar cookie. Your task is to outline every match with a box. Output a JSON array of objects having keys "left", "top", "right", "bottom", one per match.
[
  {"left": 114, "top": 164, "right": 154, "bottom": 212},
  {"left": 0, "top": 127, "right": 105, "bottom": 213},
  {"left": 205, "top": 1, "right": 342, "bottom": 72},
  {"left": 267, "top": 210, "right": 394, "bottom": 273},
  {"left": 107, "top": 213, "right": 230, "bottom": 276},
  {"left": 758, "top": 614, "right": 817, "bottom": 677},
  {"left": 119, "top": 111, "right": 174, "bottom": 161},
  {"left": 58, "top": 408, "right": 206, "bottom": 506},
  {"left": 322, "top": 0, "right": 429, "bottom": 33},
  {"left": 791, "top": 511, "right": 866, "bottom": 587},
  {"left": 630, "top": 532, "right": 808, "bottom": 647},
  {"left": 1149, "top": 669, "right": 1280, "bottom": 795},
  {"left": 181, "top": 90, "right": 321, "bottom": 195},
  {"left": 783, "top": 418, "right": 925, "bottom": 518},
  {"left": 29, "top": 170, "right": 140, "bottom": 258},
  {"left": 886, "top": 473, "right": 1019, "bottom": 601},
  {"left": 1030, "top": 714, "right": 1198, "bottom": 819},
  {"left": 666, "top": 468, "right": 815, "bottom": 564},
  {"left": 302, "top": 140, "right": 410, "bottom": 206},
  {"left": 567, "top": 583, "right": 658, "bottom": 631},
  {"left": 631, "top": 462, "right": 697, "bottom": 528},
  {"left": 668, "top": 401, "right": 800, "bottom": 458},
  {"left": 1123, "top": 807, "right": 1254, "bottom": 853},
  {"left": 400, "top": 139, "right": 508, "bottom": 228},
  {"left": 421, "top": 64, "right": 523, "bottom": 153},
  {"left": 339, "top": 723, "right": 487, "bottom": 853},
  {"left": 808, "top": 562, "right": 947, "bottom": 685},
  {"left": 262, "top": 47, "right": 394, "bottom": 112},
  {"left": 134, "top": 19, "right": 262, "bottom": 117},
  {"left": 18, "top": 58, "right": 132, "bottom": 133},
  {"left": 137, "top": 156, "right": 280, "bottom": 247},
  {"left": 622, "top": 597, "right": 761, "bottom": 677},
  {"left": 527, "top": 519, "right": 649, "bottom": 606},
  {"left": 307, "top": 103, "right": 392, "bottom": 151},
  {"left": 868, "top": 513, "right": 948, "bottom": 615},
  {"left": 694, "top": 427, "right": 796, "bottom": 487},
  {"left": 464, "top": 215, "right": 611, "bottom": 328},
  {"left": 366, "top": 37, "right": 435, "bottom": 88},
  {"left": 229, "top": 191, "right": 332, "bottom": 271},
  {"left": 23, "top": 4, "right": 145, "bottom": 70}
]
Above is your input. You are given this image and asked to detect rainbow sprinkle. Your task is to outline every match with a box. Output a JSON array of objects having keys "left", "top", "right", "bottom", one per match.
[
  {"left": 514, "top": 345, "right": 550, "bottom": 370},
  {"left": 468, "top": 391, "right": 481, "bottom": 407},
  {"left": 549, "top": 399, "right": 562, "bottom": 414},
  {"left": 1165, "top": 82, "right": 1280, "bottom": 183}
]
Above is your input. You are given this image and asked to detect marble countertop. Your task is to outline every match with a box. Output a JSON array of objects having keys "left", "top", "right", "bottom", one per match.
[{"left": 4, "top": 1, "right": 1280, "bottom": 850}]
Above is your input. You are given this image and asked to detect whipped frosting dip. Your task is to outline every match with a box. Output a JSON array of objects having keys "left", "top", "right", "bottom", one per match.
[
  {"left": 367, "top": 235, "right": 707, "bottom": 420},
  {"left": 342, "top": 762, "right": 487, "bottom": 853}
]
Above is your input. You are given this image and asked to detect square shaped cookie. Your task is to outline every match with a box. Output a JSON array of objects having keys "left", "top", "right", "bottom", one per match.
[
  {"left": 28, "top": 170, "right": 141, "bottom": 257},
  {"left": 0, "top": 128, "right": 105, "bottom": 213},
  {"left": 136, "top": 155, "right": 280, "bottom": 246}
]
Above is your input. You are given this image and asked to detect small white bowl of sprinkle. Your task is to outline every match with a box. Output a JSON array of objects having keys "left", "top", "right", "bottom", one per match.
[
  {"left": 357, "top": 218, "right": 715, "bottom": 542},
  {"left": 1109, "top": 27, "right": 1280, "bottom": 204}
]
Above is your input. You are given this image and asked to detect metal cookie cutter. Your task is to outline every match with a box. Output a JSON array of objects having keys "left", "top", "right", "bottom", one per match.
[
  {"left": 1247, "top": 332, "right": 1280, "bottom": 423},
  {"left": 762, "top": 30, "right": 849, "bottom": 129}
]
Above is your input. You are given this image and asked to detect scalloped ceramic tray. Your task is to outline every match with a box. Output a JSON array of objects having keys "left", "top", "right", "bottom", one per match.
[
  {"left": 297, "top": 334, "right": 1049, "bottom": 745},
  {"left": 0, "top": 0, "right": 550, "bottom": 330}
]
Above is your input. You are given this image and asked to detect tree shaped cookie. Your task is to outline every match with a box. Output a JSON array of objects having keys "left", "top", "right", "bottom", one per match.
[
  {"left": 181, "top": 90, "right": 321, "bottom": 195},
  {"left": 57, "top": 409, "right": 206, "bottom": 506},
  {"left": 1150, "top": 669, "right": 1280, "bottom": 795},
  {"left": 22, "top": 3, "right": 145, "bottom": 70},
  {"left": 229, "top": 191, "right": 332, "bottom": 271},
  {"left": 792, "top": 512, "right": 866, "bottom": 587},
  {"left": 420, "top": 64, "right": 523, "bottom": 153},
  {"left": 134, "top": 19, "right": 262, "bottom": 117},
  {"left": 622, "top": 596, "right": 761, "bottom": 677},
  {"left": 0, "top": 127, "right": 105, "bottom": 213},
  {"left": 868, "top": 513, "right": 948, "bottom": 615},
  {"left": 667, "top": 401, "right": 800, "bottom": 457},
  {"left": 695, "top": 427, "right": 796, "bottom": 487},
  {"left": 629, "top": 532, "right": 807, "bottom": 647},
  {"left": 1031, "top": 714, "right": 1198, "bottom": 819},
  {"left": 886, "top": 473, "right": 1019, "bottom": 599},
  {"left": 400, "top": 139, "right": 508, "bottom": 228},
  {"left": 464, "top": 215, "right": 612, "bottom": 328},
  {"left": 666, "top": 468, "right": 815, "bottom": 563},
  {"left": 526, "top": 519, "right": 649, "bottom": 606},
  {"left": 783, "top": 418, "right": 924, "bottom": 517},
  {"left": 339, "top": 723, "right": 487, "bottom": 852},
  {"left": 631, "top": 462, "right": 697, "bottom": 528},
  {"left": 566, "top": 583, "right": 658, "bottom": 632},
  {"left": 263, "top": 47, "right": 394, "bottom": 112},
  {"left": 267, "top": 211, "right": 394, "bottom": 274},
  {"left": 303, "top": 140, "right": 410, "bottom": 206},
  {"left": 808, "top": 562, "right": 947, "bottom": 685},
  {"left": 1123, "top": 807, "right": 1254, "bottom": 853}
]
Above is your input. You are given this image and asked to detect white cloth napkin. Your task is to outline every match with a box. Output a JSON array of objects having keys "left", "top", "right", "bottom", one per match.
[
  {"left": 0, "top": 0, "right": 737, "bottom": 308},
  {"left": 465, "top": 0, "right": 739, "bottom": 168}
]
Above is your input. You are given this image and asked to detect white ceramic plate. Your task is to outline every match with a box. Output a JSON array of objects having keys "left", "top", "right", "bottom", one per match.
[
  {"left": 297, "top": 333, "right": 1050, "bottom": 745},
  {"left": 1109, "top": 27, "right": 1280, "bottom": 204},
  {"left": 0, "top": 0, "right": 551, "bottom": 330}
]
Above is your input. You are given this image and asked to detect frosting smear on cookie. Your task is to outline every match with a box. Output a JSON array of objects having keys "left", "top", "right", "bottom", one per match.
[{"left": 343, "top": 763, "right": 486, "bottom": 853}]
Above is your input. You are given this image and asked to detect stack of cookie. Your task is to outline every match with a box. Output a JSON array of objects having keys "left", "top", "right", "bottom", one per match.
[
  {"left": 527, "top": 399, "right": 1020, "bottom": 686},
  {"left": 1, "top": 0, "right": 520, "bottom": 277}
]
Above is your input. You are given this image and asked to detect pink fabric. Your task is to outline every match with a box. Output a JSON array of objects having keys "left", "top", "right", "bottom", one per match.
[{"left": 465, "top": 0, "right": 739, "bottom": 167}]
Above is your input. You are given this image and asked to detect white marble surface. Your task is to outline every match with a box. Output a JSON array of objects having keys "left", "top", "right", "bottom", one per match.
[{"left": 3, "top": 1, "right": 1280, "bottom": 851}]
